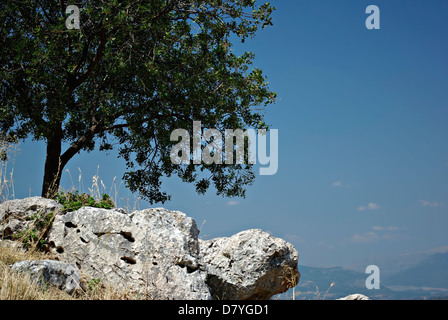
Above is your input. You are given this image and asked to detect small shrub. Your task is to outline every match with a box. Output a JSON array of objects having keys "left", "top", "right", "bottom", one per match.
[
  {"left": 87, "top": 278, "right": 102, "bottom": 291},
  {"left": 54, "top": 190, "right": 115, "bottom": 212}
]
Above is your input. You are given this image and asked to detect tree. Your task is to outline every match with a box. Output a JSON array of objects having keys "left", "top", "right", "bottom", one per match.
[{"left": 0, "top": 0, "right": 276, "bottom": 203}]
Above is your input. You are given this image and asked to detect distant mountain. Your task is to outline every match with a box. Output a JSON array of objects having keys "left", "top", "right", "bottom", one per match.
[
  {"left": 383, "top": 252, "right": 448, "bottom": 294},
  {"left": 290, "top": 265, "right": 396, "bottom": 300},
  {"left": 346, "top": 246, "right": 448, "bottom": 277},
  {"left": 281, "top": 251, "right": 448, "bottom": 300}
]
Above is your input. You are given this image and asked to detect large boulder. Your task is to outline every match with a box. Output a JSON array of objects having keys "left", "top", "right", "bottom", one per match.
[
  {"left": 10, "top": 259, "right": 80, "bottom": 294},
  {"left": 3, "top": 197, "right": 300, "bottom": 300},
  {"left": 47, "top": 206, "right": 212, "bottom": 300},
  {"left": 337, "top": 293, "right": 370, "bottom": 300},
  {"left": 0, "top": 197, "right": 62, "bottom": 239},
  {"left": 199, "top": 229, "right": 300, "bottom": 300}
]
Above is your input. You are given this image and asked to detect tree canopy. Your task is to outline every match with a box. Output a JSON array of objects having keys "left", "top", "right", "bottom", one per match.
[{"left": 0, "top": 0, "right": 277, "bottom": 203}]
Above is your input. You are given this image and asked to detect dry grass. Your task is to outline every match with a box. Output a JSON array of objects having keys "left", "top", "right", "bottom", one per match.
[
  {"left": 0, "top": 243, "right": 150, "bottom": 300},
  {"left": 64, "top": 165, "right": 143, "bottom": 213},
  {"left": 0, "top": 261, "right": 75, "bottom": 300},
  {"left": 0, "top": 134, "right": 19, "bottom": 203},
  {"left": 280, "top": 265, "right": 300, "bottom": 300},
  {"left": 0, "top": 242, "right": 71, "bottom": 300}
]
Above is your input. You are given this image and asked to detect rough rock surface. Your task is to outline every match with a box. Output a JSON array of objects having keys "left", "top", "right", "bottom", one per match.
[
  {"left": 0, "top": 197, "right": 62, "bottom": 239},
  {"left": 47, "top": 206, "right": 212, "bottom": 300},
  {"left": 337, "top": 293, "right": 370, "bottom": 300},
  {"left": 199, "top": 229, "right": 300, "bottom": 300},
  {"left": 10, "top": 259, "right": 80, "bottom": 294},
  {"left": 2, "top": 197, "right": 300, "bottom": 300}
]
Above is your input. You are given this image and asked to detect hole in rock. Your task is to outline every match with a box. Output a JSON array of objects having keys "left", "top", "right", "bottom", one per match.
[
  {"left": 56, "top": 246, "right": 64, "bottom": 253},
  {"left": 186, "top": 267, "right": 196, "bottom": 274},
  {"left": 175, "top": 261, "right": 198, "bottom": 274},
  {"left": 94, "top": 232, "right": 106, "bottom": 237},
  {"left": 65, "top": 222, "right": 77, "bottom": 228},
  {"left": 121, "top": 256, "right": 137, "bottom": 265},
  {"left": 80, "top": 237, "right": 88, "bottom": 243},
  {"left": 119, "top": 231, "right": 135, "bottom": 242}
]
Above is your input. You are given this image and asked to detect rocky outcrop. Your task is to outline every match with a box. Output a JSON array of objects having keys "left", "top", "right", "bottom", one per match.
[
  {"left": 337, "top": 293, "right": 370, "bottom": 300},
  {"left": 199, "top": 230, "right": 300, "bottom": 299},
  {"left": 47, "top": 206, "right": 211, "bottom": 300},
  {"left": 0, "top": 197, "right": 62, "bottom": 239},
  {"left": 1, "top": 197, "right": 300, "bottom": 300},
  {"left": 10, "top": 260, "right": 80, "bottom": 294}
]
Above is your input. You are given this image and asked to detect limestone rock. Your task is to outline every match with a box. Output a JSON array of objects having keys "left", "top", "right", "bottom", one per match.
[
  {"left": 337, "top": 293, "right": 370, "bottom": 300},
  {"left": 0, "top": 197, "right": 62, "bottom": 239},
  {"left": 47, "top": 206, "right": 212, "bottom": 300},
  {"left": 10, "top": 259, "right": 80, "bottom": 294},
  {"left": 3, "top": 197, "right": 301, "bottom": 300},
  {"left": 199, "top": 229, "right": 300, "bottom": 300}
]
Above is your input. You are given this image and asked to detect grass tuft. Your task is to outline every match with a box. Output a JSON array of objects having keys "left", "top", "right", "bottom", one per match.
[{"left": 0, "top": 243, "right": 152, "bottom": 300}]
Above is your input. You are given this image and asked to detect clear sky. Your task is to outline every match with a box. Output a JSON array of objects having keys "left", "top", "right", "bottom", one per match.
[{"left": 5, "top": 0, "right": 448, "bottom": 268}]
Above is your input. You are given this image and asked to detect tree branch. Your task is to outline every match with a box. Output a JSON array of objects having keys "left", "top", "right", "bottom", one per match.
[
  {"left": 60, "top": 122, "right": 102, "bottom": 167},
  {"left": 68, "top": 27, "right": 106, "bottom": 94}
]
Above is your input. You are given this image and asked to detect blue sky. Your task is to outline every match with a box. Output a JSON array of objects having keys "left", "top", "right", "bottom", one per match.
[{"left": 5, "top": 0, "right": 448, "bottom": 268}]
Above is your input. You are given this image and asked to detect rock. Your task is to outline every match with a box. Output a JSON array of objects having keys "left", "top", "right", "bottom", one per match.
[
  {"left": 4, "top": 197, "right": 300, "bottom": 300},
  {"left": 47, "top": 206, "right": 212, "bottom": 300},
  {"left": 0, "top": 197, "right": 62, "bottom": 239},
  {"left": 0, "top": 239, "right": 22, "bottom": 249},
  {"left": 10, "top": 259, "right": 80, "bottom": 294},
  {"left": 199, "top": 229, "right": 300, "bottom": 300},
  {"left": 337, "top": 293, "right": 370, "bottom": 300}
]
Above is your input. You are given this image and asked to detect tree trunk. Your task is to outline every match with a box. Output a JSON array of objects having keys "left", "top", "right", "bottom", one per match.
[
  {"left": 41, "top": 122, "right": 101, "bottom": 198},
  {"left": 41, "top": 127, "right": 63, "bottom": 198}
]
